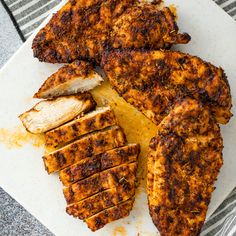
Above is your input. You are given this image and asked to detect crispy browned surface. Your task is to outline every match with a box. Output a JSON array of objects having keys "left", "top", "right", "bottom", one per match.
[
  {"left": 43, "top": 125, "right": 126, "bottom": 174},
  {"left": 34, "top": 60, "right": 103, "bottom": 99},
  {"left": 111, "top": 5, "right": 190, "bottom": 49},
  {"left": 63, "top": 144, "right": 139, "bottom": 231},
  {"left": 147, "top": 98, "right": 223, "bottom": 236},
  {"left": 32, "top": 0, "right": 190, "bottom": 64},
  {"left": 102, "top": 50, "right": 232, "bottom": 125},
  {"left": 63, "top": 162, "right": 137, "bottom": 205},
  {"left": 85, "top": 199, "right": 134, "bottom": 231},
  {"left": 60, "top": 144, "right": 140, "bottom": 186},
  {"left": 19, "top": 93, "right": 96, "bottom": 134},
  {"left": 45, "top": 107, "right": 117, "bottom": 148},
  {"left": 66, "top": 182, "right": 135, "bottom": 220},
  {"left": 32, "top": 0, "right": 137, "bottom": 64}
]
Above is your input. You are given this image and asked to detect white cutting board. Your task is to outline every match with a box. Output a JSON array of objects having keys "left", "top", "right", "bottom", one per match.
[{"left": 0, "top": 0, "right": 236, "bottom": 235}]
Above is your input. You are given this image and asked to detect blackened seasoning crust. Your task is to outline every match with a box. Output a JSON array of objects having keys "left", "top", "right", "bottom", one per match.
[
  {"left": 147, "top": 98, "right": 223, "bottom": 236},
  {"left": 43, "top": 125, "right": 126, "bottom": 174},
  {"left": 102, "top": 50, "right": 232, "bottom": 125},
  {"left": 32, "top": 0, "right": 190, "bottom": 64},
  {"left": 63, "top": 162, "right": 137, "bottom": 205},
  {"left": 59, "top": 144, "right": 140, "bottom": 186}
]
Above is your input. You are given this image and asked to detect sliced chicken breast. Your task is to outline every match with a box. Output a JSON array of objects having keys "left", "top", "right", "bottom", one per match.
[
  {"left": 34, "top": 61, "right": 103, "bottom": 99},
  {"left": 85, "top": 199, "right": 134, "bottom": 231},
  {"left": 66, "top": 182, "right": 135, "bottom": 220},
  {"left": 45, "top": 107, "right": 117, "bottom": 148},
  {"left": 43, "top": 126, "right": 126, "bottom": 174},
  {"left": 59, "top": 144, "right": 140, "bottom": 186},
  {"left": 19, "top": 94, "right": 95, "bottom": 134},
  {"left": 63, "top": 162, "right": 137, "bottom": 205}
]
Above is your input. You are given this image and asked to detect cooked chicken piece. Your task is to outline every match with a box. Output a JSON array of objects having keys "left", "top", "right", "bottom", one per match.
[
  {"left": 85, "top": 199, "right": 134, "bottom": 231},
  {"left": 34, "top": 61, "right": 103, "bottom": 99},
  {"left": 32, "top": 0, "right": 137, "bottom": 64},
  {"left": 63, "top": 162, "right": 137, "bottom": 205},
  {"left": 43, "top": 126, "right": 126, "bottom": 174},
  {"left": 45, "top": 107, "right": 117, "bottom": 148},
  {"left": 32, "top": 0, "right": 190, "bottom": 64},
  {"left": 147, "top": 98, "right": 223, "bottom": 236},
  {"left": 66, "top": 181, "right": 135, "bottom": 220},
  {"left": 102, "top": 50, "right": 232, "bottom": 125},
  {"left": 64, "top": 146, "right": 138, "bottom": 230},
  {"left": 111, "top": 5, "right": 190, "bottom": 49},
  {"left": 60, "top": 144, "right": 140, "bottom": 186},
  {"left": 19, "top": 94, "right": 95, "bottom": 134}
]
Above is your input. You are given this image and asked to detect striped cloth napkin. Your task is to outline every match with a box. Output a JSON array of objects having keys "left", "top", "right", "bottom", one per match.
[{"left": 0, "top": 0, "right": 236, "bottom": 235}]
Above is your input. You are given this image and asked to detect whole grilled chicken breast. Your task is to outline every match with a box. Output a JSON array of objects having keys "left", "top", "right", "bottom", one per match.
[
  {"left": 32, "top": 0, "right": 190, "bottom": 64},
  {"left": 102, "top": 50, "right": 232, "bottom": 125},
  {"left": 147, "top": 98, "right": 223, "bottom": 236}
]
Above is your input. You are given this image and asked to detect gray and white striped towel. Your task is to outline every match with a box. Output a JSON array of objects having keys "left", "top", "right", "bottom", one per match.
[{"left": 0, "top": 0, "right": 236, "bottom": 235}]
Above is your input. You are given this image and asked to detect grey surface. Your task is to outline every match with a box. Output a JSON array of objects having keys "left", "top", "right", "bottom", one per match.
[
  {"left": 0, "top": 188, "right": 53, "bottom": 236},
  {"left": 0, "top": 3, "right": 53, "bottom": 236},
  {"left": 0, "top": 3, "right": 22, "bottom": 68}
]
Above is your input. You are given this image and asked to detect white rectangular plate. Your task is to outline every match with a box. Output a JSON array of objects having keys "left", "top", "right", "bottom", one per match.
[{"left": 0, "top": 0, "right": 236, "bottom": 235}]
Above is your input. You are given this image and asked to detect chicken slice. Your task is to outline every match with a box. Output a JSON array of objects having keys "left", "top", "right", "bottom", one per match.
[
  {"left": 66, "top": 181, "right": 135, "bottom": 220},
  {"left": 102, "top": 50, "right": 232, "bottom": 125},
  {"left": 19, "top": 94, "right": 95, "bottom": 134},
  {"left": 34, "top": 61, "right": 103, "bottom": 99},
  {"left": 60, "top": 144, "right": 140, "bottom": 186},
  {"left": 45, "top": 106, "right": 117, "bottom": 148},
  {"left": 43, "top": 126, "right": 126, "bottom": 174},
  {"left": 85, "top": 199, "right": 134, "bottom": 231},
  {"left": 111, "top": 5, "right": 190, "bottom": 49},
  {"left": 63, "top": 162, "right": 137, "bottom": 205},
  {"left": 147, "top": 98, "right": 223, "bottom": 236}
]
